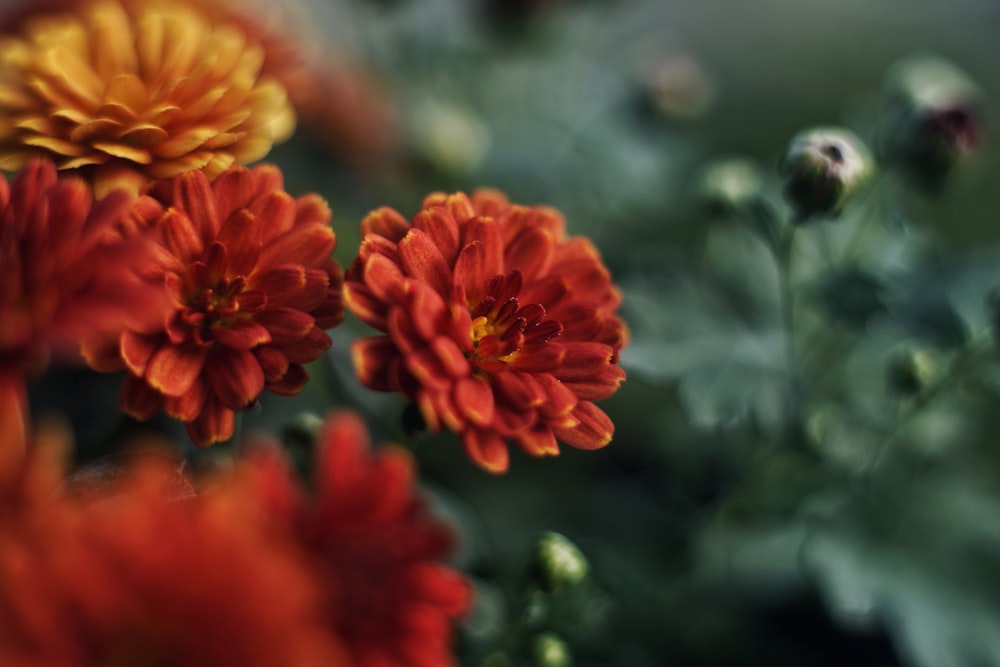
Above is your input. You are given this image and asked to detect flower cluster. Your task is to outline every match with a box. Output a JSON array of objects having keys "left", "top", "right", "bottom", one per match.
[
  {"left": 345, "top": 189, "right": 627, "bottom": 473},
  {"left": 0, "top": 413, "right": 469, "bottom": 666}
]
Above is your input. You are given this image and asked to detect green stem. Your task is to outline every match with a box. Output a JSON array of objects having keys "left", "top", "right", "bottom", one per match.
[{"left": 869, "top": 333, "right": 993, "bottom": 472}]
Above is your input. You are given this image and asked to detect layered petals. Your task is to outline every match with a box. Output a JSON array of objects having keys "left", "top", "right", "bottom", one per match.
[
  {"left": 91, "top": 165, "right": 344, "bottom": 447},
  {"left": 243, "top": 411, "right": 472, "bottom": 667},
  {"left": 0, "top": 0, "right": 297, "bottom": 196},
  {"left": 345, "top": 189, "right": 627, "bottom": 473}
]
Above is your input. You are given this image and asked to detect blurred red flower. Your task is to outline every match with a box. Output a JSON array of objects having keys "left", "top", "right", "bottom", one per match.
[
  {"left": 345, "top": 190, "right": 627, "bottom": 472},
  {"left": 84, "top": 165, "right": 344, "bottom": 446},
  {"left": 0, "top": 429, "right": 349, "bottom": 667},
  {"left": 0, "top": 159, "right": 155, "bottom": 459},
  {"left": 244, "top": 411, "right": 472, "bottom": 667}
]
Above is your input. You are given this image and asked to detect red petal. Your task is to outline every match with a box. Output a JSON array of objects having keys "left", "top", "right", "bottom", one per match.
[
  {"left": 431, "top": 336, "right": 471, "bottom": 378},
  {"left": 247, "top": 264, "right": 306, "bottom": 302},
  {"left": 493, "top": 371, "right": 546, "bottom": 409},
  {"left": 293, "top": 193, "right": 331, "bottom": 228},
  {"left": 352, "top": 337, "right": 403, "bottom": 392},
  {"left": 186, "top": 398, "right": 235, "bottom": 447},
  {"left": 368, "top": 448, "right": 418, "bottom": 520},
  {"left": 210, "top": 165, "right": 254, "bottom": 219},
  {"left": 258, "top": 224, "right": 334, "bottom": 270},
  {"left": 120, "top": 374, "right": 164, "bottom": 420},
  {"left": 402, "top": 562, "right": 472, "bottom": 616},
  {"left": 159, "top": 208, "right": 203, "bottom": 260},
  {"left": 163, "top": 379, "right": 207, "bottom": 421},
  {"left": 453, "top": 376, "right": 494, "bottom": 427},
  {"left": 145, "top": 344, "right": 206, "bottom": 397},
  {"left": 216, "top": 209, "right": 262, "bottom": 275},
  {"left": 280, "top": 326, "right": 331, "bottom": 364},
  {"left": 206, "top": 347, "right": 265, "bottom": 410},
  {"left": 361, "top": 206, "right": 410, "bottom": 241},
  {"left": 344, "top": 283, "right": 389, "bottom": 330},
  {"left": 534, "top": 372, "right": 578, "bottom": 419},
  {"left": 121, "top": 331, "right": 162, "bottom": 375},
  {"left": 255, "top": 346, "right": 289, "bottom": 381},
  {"left": 358, "top": 232, "right": 400, "bottom": 266},
  {"left": 363, "top": 253, "right": 406, "bottom": 303},
  {"left": 404, "top": 347, "right": 453, "bottom": 392},
  {"left": 556, "top": 342, "right": 617, "bottom": 380},
  {"left": 551, "top": 401, "right": 613, "bottom": 450},
  {"left": 266, "top": 363, "right": 308, "bottom": 396},
  {"left": 250, "top": 191, "right": 297, "bottom": 243},
  {"left": 256, "top": 308, "right": 314, "bottom": 345},
  {"left": 515, "top": 424, "right": 560, "bottom": 457},
  {"left": 462, "top": 217, "right": 504, "bottom": 280},
  {"left": 173, "top": 169, "right": 219, "bottom": 238},
  {"left": 82, "top": 333, "right": 126, "bottom": 372},
  {"left": 399, "top": 228, "right": 452, "bottom": 298},
  {"left": 413, "top": 207, "right": 460, "bottom": 265},
  {"left": 505, "top": 226, "right": 555, "bottom": 281},
  {"left": 507, "top": 342, "right": 565, "bottom": 373},
  {"left": 452, "top": 241, "right": 489, "bottom": 305},
  {"left": 461, "top": 429, "right": 509, "bottom": 473},
  {"left": 404, "top": 282, "right": 448, "bottom": 341},
  {"left": 212, "top": 319, "right": 271, "bottom": 349}
]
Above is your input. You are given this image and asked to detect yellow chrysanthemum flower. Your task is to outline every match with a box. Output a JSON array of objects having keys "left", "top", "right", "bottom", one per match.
[{"left": 0, "top": 0, "right": 295, "bottom": 196}]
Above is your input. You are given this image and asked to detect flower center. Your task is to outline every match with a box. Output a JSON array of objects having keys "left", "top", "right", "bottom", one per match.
[
  {"left": 178, "top": 274, "right": 246, "bottom": 345},
  {"left": 466, "top": 270, "right": 562, "bottom": 369}
]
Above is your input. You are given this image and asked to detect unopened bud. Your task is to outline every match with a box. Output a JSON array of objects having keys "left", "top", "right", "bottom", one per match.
[
  {"left": 698, "top": 157, "right": 765, "bottom": 213},
  {"left": 531, "top": 633, "right": 572, "bottom": 667},
  {"left": 532, "top": 531, "right": 588, "bottom": 593},
  {"left": 779, "top": 127, "right": 872, "bottom": 222},
  {"left": 879, "top": 55, "right": 983, "bottom": 191},
  {"left": 886, "top": 348, "right": 937, "bottom": 397},
  {"left": 282, "top": 412, "right": 324, "bottom": 449}
]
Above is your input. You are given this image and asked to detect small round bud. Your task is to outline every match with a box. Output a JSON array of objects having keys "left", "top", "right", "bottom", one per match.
[
  {"left": 531, "top": 633, "right": 572, "bottom": 667},
  {"left": 640, "top": 54, "right": 715, "bottom": 122},
  {"left": 879, "top": 55, "right": 983, "bottom": 191},
  {"left": 886, "top": 348, "right": 937, "bottom": 397},
  {"left": 697, "top": 157, "right": 765, "bottom": 213},
  {"left": 779, "top": 127, "right": 873, "bottom": 222},
  {"left": 532, "top": 531, "right": 589, "bottom": 593}
]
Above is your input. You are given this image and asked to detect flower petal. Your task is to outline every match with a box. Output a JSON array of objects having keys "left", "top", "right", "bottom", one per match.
[
  {"left": 399, "top": 228, "right": 451, "bottom": 298},
  {"left": 551, "top": 401, "right": 613, "bottom": 451},
  {"left": 186, "top": 398, "right": 235, "bottom": 447},
  {"left": 145, "top": 344, "right": 207, "bottom": 397},
  {"left": 452, "top": 376, "right": 494, "bottom": 427},
  {"left": 255, "top": 307, "right": 314, "bottom": 345},
  {"left": 212, "top": 319, "right": 271, "bottom": 349},
  {"left": 461, "top": 429, "right": 509, "bottom": 474},
  {"left": 206, "top": 347, "right": 265, "bottom": 410}
]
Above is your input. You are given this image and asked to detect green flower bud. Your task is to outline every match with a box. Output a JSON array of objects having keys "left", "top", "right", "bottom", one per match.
[
  {"left": 697, "top": 157, "right": 765, "bottom": 213},
  {"left": 281, "top": 412, "right": 324, "bottom": 449},
  {"left": 886, "top": 348, "right": 937, "bottom": 397},
  {"left": 532, "top": 531, "right": 588, "bottom": 593},
  {"left": 779, "top": 127, "right": 873, "bottom": 222},
  {"left": 531, "top": 633, "right": 572, "bottom": 667},
  {"left": 880, "top": 55, "right": 982, "bottom": 191}
]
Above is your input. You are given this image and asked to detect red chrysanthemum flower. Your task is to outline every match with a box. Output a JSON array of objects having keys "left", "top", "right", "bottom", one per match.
[
  {"left": 344, "top": 190, "right": 627, "bottom": 473},
  {"left": 84, "top": 164, "right": 344, "bottom": 447},
  {"left": 0, "top": 434, "right": 349, "bottom": 667},
  {"left": 244, "top": 411, "right": 472, "bottom": 667},
  {"left": 0, "top": 159, "right": 156, "bottom": 459}
]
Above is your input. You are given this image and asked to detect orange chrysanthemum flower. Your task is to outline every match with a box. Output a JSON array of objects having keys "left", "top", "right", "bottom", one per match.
[
  {"left": 0, "top": 435, "right": 348, "bottom": 667},
  {"left": 0, "top": 159, "right": 155, "bottom": 459},
  {"left": 85, "top": 165, "right": 344, "bottom": 447},
  {"left": 245, "top": 412, "right": 472, "bottom": 667},
  {"left": 344, "top": 190, "right": 627, "bottom": 473},
  {"left": 0, "top": 0, "right": 295, "bottom": 197}
]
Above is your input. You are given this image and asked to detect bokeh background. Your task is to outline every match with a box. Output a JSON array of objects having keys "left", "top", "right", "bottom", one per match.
[{"left": 31, "top": 0, "right": 1000, "bottom": 665}]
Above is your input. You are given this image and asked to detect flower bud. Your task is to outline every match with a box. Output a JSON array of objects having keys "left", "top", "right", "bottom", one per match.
[
  {"left": 779, "top": 127, "right": 873, "bottom": 222},
  {"left": 879, "top": 55, "right": 983, "bottom": 191},
  {"left": 532, "top": 531, "right": 589, "bottom": 593},
  {"left": 697, "top": 157, "right": 765, "bottom": 214},
  {"left": 531, "top": 633, "right": 572, "bottom": 667},
  {"left": 886, "top": 348, "right": 937, "bottom": 397}
]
